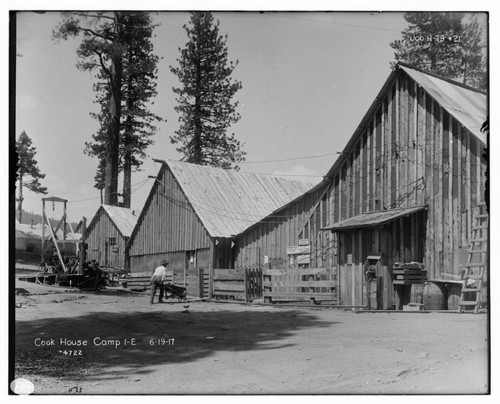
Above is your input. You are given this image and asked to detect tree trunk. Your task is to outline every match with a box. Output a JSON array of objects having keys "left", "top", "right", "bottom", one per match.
[
  {"left": 122, "top": 122, "right": 132, "bottom": 208},
  {"left": 122, "top": 68, "right": 133, "bottom": 209},
  {"left": 122, "top": 159, "right": 131, "bottom": 208},
  {"left": 17, "top": 176, "right": 23, "bottom": 223},
  {"left": 104, "top": 13, "right": 123, "bottom": 206},
  {"left": 193, "top": 53, "right": 203, "bottom": 163}
]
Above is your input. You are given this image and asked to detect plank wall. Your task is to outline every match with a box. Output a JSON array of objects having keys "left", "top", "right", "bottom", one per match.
[
  {"left": 86, "top": 207, "right": 128, "bottom": 270},
  {"left": 234, "top": 187, "right": 324, "bottom": 269},
  {"left": 304, "top": 71, "right": 486, "bottom": 285},
  {"left": 127, "top": 165, "right": 212, "bottom": 273}
]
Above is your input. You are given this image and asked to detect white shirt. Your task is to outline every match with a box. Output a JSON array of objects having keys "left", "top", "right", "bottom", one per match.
[{"left": 151, "top": 265, "right": 168, "bottom": 281}]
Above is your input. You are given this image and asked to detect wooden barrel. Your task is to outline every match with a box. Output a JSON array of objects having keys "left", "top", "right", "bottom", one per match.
[
  {"left": 446, "top": 284, "right": 462, "bottom": 311},
  {"left": 410, "top": 283, "right": 425, "bottom": 304},
  {"left": 423, "top": 282, "right": 447, "bottom": 310}
]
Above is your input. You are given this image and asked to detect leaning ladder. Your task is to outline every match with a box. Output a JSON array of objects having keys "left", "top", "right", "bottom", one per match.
[{"left": 458, "top": 203, "right": 488, "bottom": 313}]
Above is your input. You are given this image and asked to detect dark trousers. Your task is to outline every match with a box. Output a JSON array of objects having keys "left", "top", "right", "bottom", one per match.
[{"left": 150, "top": 276, "right": 164, "bottom": 304}]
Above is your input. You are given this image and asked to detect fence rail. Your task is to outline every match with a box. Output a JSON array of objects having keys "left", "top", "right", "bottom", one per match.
[
  {"left": 118, "top": 267, "right": 336, "bottom": 304},
  {"left": 263, "top": 267, "right": 337, "bottom": 304},
  {"left": 211, "top": 267, "right": 262, "bottom": 302}
]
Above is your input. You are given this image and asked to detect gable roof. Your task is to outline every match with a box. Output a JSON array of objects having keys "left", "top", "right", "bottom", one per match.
[
  {"left": 96, "top": 205, "right": 138, "bottom": 237},
  {"left": 156, "top": 161, "right": 318, "bottom": 238},
  {"left": 326, "top": 63, "right": 487, "bottom": 179},
  {"left": 399, "top": 64, "right": 486, "bottom": 143}
]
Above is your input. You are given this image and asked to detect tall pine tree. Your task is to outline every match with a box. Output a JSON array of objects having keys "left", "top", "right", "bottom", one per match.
[
  {"left": 170, "top": 12, "right": 245, "bottom": 169},
  {"left": 54, "top": 12, "right": 160, "bottom": 206},
  {"left": 16, "top": 131, "right": 48, "bottom": 222},
  {"left": 54, "top": 11, "right": 125, "bottom": 205},
  {"left": 83, "top": 12, "right": 161, "bottom": 208},
  {"left": 390, "top": 13, "right": 487, "bottom": 90}
]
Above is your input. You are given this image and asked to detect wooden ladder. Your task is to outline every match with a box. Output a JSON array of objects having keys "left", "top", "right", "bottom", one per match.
[{"left": 458, "top": 203, "right": 488, "bottom": 313}]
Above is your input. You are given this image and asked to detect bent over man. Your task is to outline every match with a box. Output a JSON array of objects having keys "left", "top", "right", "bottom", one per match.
[{"left": 150, "top": 259, "right": 169, "bottom": 304}]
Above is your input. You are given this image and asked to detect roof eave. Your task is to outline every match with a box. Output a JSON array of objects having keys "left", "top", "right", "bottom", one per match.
[{"left": 233, "top": 178, "right": 328, "bottom": 238}]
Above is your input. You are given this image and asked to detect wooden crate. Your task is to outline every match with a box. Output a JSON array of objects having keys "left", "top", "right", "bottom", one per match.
[{"left": 392, "top": 268, "right": 427, "bottom": 285}]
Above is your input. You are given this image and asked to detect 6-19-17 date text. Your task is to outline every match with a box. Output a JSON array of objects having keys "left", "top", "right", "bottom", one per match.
[{"left": 149, "top": 338, "right": 175, "bottom": 346}]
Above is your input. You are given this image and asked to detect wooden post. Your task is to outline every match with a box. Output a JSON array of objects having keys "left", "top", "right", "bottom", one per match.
[
  {"left": 63, "top": 201, "right": 67, "bottom": 241},
  {"left": 198, "top": 267, "right": 202, "bottom": 298},
  {"left": 348, "top": 253, "right": 355, "bottom": 307},
  {"left": 263, "top": 271, "right": 272, "bottom": 303},
  {"left": 41, "top": 198, "right": 46, "bottom": 258},
  {"left": 78, "top": 217, "right": 87, "bottom": 275},
  {"left": 244, "top": 268, "right": 249, "bottom": 303},
  {"left": 208, "top": 241, "right": 214, "bottom": 301}
]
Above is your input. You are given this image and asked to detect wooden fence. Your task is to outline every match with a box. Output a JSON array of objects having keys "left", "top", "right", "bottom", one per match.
[
  {"left": 263, "top": 267, "right": 338, "bottom": 304},
  {"left": 119, "top": 267, "right": 336, "bottom": 304},
  {"left": 245, "top": 267, "right": 263, "bottom": 301},
  {"left": 211, "top": 267, "right": 263, "bottom": 302},
  {"left": 200, "top": 268, "right": 210, "bottom": 298},
  {"left": 119, "top": 271, "right": 173, "bottom": 290},
  {"left": 121, "top": 268, "right": 210, "bottom": 298}
]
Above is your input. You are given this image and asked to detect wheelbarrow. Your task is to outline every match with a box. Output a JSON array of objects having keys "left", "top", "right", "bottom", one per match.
[{"left": 162, "top": 282, "right": 187, "bottom": 302}]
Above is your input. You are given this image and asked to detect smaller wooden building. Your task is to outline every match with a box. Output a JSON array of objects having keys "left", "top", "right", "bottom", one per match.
[
  {"left": 86, "top": 205, "right": 138, "bottom": 270},
  {"left": 126, "top": 161, "right": 318, "bottom": 297}
]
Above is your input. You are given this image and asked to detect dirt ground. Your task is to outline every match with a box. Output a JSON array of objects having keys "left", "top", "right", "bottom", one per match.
[{"left": 13, "top": 272, "right": 489, "bottom": 395}]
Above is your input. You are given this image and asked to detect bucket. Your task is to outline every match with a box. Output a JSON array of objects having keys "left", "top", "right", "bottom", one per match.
[
  {"left": 423, "top": 282, "right": 447, "bottom": 310},
  {"left": 446, "top": 284, "right": 462, "bottom": 311},
  {"left": 410, "top": 283, "right": 425, "bottom": 304}
]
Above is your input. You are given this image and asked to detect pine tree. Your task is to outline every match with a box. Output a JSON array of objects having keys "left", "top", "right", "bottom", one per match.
[
  {"left": 53, "top": 12, "right": 146, "bottom": 206},
  {"left": 83, "top": 12, "right": 161, "bottom": 208},
  {"left": 460, "top": 16, "right": 487, "bottom": 90},
  {"left": 390, "top": 13, "right": 487, "bottom": 90},
  {"left": 170, "top": 12, "right": 245, "bottom": 169},
  {"left": 16, "top": 131, "right": 48, "bottom": 222}
]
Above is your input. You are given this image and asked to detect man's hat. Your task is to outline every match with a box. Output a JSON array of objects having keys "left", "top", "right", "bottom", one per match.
[{"left": 161, "top": 259, "right": 169, "bottom": 266}]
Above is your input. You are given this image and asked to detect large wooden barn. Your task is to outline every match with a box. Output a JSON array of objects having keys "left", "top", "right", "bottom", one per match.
[
  {"left": 296, "top": 62, "right": 487, "bottom": 309},
  {"left": 85, "top": 205, "right": 138, "bottom": 271},
  {"left": 126, "top": 160, "right": 320, "bottom": 296}
]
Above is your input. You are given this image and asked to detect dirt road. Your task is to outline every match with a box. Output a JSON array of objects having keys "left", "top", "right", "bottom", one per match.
[{"left": 13, "top": 280, "right": 489, "bottom": 395}]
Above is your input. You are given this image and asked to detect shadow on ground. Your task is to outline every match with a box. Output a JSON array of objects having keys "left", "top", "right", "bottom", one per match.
[{"left": 15, "top": 306, "right": 336, "bottom": 382}]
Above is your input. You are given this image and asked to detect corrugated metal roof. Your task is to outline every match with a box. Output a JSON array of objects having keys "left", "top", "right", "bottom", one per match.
[
  {"left": 400, "top": 65, "right": 487, "bottom": 143},
  {"left": 322, "top": 206, "right": 426, "bottom": 232},
  {"left": 102, "top": 205, "right": 138, "bottom": 237},
  {"left": 167, "top": 161, "right": 318, "bottom": 238},
  {"left": 325, "top": 63, "right": 487, "bottom": 180}
]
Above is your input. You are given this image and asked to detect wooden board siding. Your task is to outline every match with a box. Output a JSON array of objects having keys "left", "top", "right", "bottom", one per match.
[
  {"left": 86, "top": 208, "right": 128, "bottom": 270},
  {"left": 382, "top": 100, "right": 389, "bottom": 210},
  {"left": 336, "top": 210, "right": 426, "bottom": 308},
  {"left": 234, "top": 187, "right": 323, "bottom": 269},
  {"left": 300, "top": 70, "right": 486, "bottom": 306},
  {"left": 128, "top": 166, "right": 211, "bottom": 269},
  {"left": 129, "top": 248, "right": 209, "bottom": 298}
]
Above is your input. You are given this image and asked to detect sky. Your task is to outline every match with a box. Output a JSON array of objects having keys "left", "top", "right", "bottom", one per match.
[{"left": 9, "top": 5, "right": 491, "bottom": 226}]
